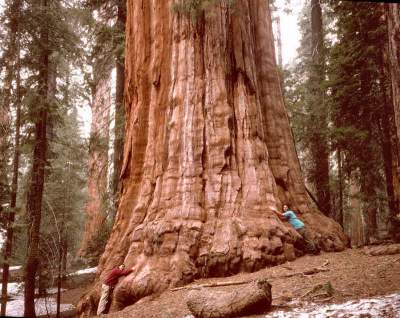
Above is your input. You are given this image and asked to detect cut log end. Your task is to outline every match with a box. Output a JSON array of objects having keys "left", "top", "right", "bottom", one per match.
[{"left": 186, "top": 279, "right": 272, "bottom": 318}]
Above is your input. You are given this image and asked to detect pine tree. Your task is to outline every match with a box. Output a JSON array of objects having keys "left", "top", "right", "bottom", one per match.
[
  {"left": 327, "top": 1, "right": 391, "bottom": 244},
  {"left": 0, "top": 1, "right": 22, "bottom": 314},
  {"left": 20, "top": 0, "right": 82, "bottom": 315},
  {"left": 0, "top": 0, "right": 22, "bottom": 223}
]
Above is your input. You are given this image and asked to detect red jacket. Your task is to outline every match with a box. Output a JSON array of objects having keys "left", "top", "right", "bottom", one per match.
[{"left": 104, "top": 268, "right": 132, "bottom": 287}]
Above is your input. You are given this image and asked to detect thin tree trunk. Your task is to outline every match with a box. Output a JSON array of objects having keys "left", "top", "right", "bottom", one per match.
[
  {"left": 309, "top": 0, "right": 331, "bottom": 216},
  {"left": 1, "top": 26, "right": 21, "bottom": 316},
  {"left": 77, "top": 1, "right": 347, "bottom": 315},
  {"left": 24, "top": 1, "right": 50, "bottom": 315},
  {"left": 337, "top": 148, "right": 343, "bottom": 227},
  {"left": 378, "top": 65, "right": 397, "bottom": 238}
]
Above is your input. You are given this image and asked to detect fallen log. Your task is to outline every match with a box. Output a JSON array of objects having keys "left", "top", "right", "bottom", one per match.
[
  {"left": 363, "top": 244, "right": 400, "bottom": 256},
  {"left": 186, "top": 279, "right": 272, "bottom": 318},
  {"left": 171, "top": 279, "right": 255, "bottom": 291},
  {"left": 171, "top": 262, "right": 330, "bottom": 292},
  {"left": 281, "top": 266, "right": 329, "bottom": 278}
]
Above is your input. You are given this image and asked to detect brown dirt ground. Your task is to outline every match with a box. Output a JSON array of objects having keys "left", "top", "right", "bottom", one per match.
[{"left": 58, "top": 247, "right": 400, "bottom": 317}]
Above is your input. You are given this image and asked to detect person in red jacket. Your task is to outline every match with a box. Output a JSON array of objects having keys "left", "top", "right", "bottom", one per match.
[{"left": 97, "top": 264, "right": 133, "bottom": 315}]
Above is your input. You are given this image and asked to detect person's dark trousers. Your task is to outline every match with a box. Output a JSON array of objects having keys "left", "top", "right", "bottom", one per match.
[{"left": 297, "top": 227, "right": 320, "bottom": 254}]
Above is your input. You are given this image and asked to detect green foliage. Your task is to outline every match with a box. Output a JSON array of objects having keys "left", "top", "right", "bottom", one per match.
[
  {"left": 326, "top": 1, "right": 388, "bottom": 174},
  {"left": 286, "top": 0, "right": 393, "bottom": 238}
]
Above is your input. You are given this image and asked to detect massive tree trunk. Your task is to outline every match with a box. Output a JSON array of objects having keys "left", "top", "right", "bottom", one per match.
[
  {"left": 77, "top": 0, "right": 347, "bottom": 315},
  {"left": 78, "top": 72, "right": 111, "bottom": 258},
  {"left": 387, "top": 3, "right": 400, "bottom": 241},
  {"left": 309, "top": 0, "right": 331, "bottom": 216}
]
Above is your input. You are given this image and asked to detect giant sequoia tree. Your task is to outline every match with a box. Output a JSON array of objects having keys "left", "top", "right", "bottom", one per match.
[
  {"left": 387, "top": 3, "right": 400, "bottom": 241},
  {"left": 78, "top": 0, "right": 347, "bottom": 315}
]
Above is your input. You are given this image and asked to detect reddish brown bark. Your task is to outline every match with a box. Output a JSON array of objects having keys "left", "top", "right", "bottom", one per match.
[
  {"left": 77, "top": 1, "right": 347, "bottom": 315},
  {"left": 78, "top": 73, "right": 111, "bottom": 258},
  {"left": 387, "top": 3, "right": 400, "bottom": 241},
  {"left": 112, "top": 0, "right": 127, "bottom": 204}
]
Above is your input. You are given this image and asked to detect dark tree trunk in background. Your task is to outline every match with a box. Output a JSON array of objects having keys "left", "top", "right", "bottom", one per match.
[
  {"left": 77, "top": 1, "right": 347, "bottom": 315},
  {"left": 24, "top": 1, "right": 50, "bottom": 315},
  {"left": 309, "top": 0, "right": 331, "bottom": 216},
  {"left": 112, "top": 0, "right": 127, "bottom": 208},
  {"left": 378, "top": 48, "right": 397, "bottom": 241},
  {"left": 336, "top": 148, "right": 343, "bottom": 227},
  {"left": 387, "top": 3, "right": 400, "bottom": 241}
]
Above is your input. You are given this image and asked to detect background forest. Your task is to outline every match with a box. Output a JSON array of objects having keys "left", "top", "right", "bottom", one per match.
[{"left": 0, "top": 0, "right": 399, "bottom": 317}]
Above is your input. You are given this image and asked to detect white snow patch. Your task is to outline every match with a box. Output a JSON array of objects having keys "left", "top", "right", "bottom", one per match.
[
  {"left": 68, "top": 267, "right": 97, "bottom": 276},
  {"left": 265, "top": 293, "right": 400, "bottom": 318},
  {"left": 1, "top": 283, "right": 73, "bottom": 316},
  {"left": 45, "top": 287, "right": 67, "bottom": 295},
  {"left": 0, "top": 282, "right": 23, "bottom": 296},
  {"left": 6, "top": 297, "right": 74, "bottom": 317},
  {"left": 0, "top": 265, "right": 22, "bottom": 273}
]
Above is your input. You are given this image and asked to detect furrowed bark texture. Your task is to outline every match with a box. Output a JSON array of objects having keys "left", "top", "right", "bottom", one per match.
[
  {"left": 77, "top": 1, "right": 347, "bottom": 315},
  {"left": 78, "top": 73, "right": 111, "bottom": 258},
  {"left": 112, "top": 0, "right": 127, "bottom": 203},
  {"left": 388, "top": 3, "right": 400, "bottom": 241}
]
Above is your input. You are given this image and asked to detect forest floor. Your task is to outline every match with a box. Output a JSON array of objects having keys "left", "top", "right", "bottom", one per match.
[{"left": 58, "top": 247, "right": 400, "bottom": 317}]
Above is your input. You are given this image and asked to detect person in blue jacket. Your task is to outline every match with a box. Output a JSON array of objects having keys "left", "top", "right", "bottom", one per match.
[{"left": 273, "top": 204, "right": 320, "bottom": 254}]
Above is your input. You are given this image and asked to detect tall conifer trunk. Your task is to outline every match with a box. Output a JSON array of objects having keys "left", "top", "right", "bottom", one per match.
[
  {"left": 77, "top": 1, "right": 347, "bottom": 315},
  {"left": 24, "top": 1, "right": 50, "bottom": 316},
  {"left": 309, "top": 0, "right": 330, "bottom": 216},
  {"left": 387, "top": 3, "right": 400, "bottom": 241}
]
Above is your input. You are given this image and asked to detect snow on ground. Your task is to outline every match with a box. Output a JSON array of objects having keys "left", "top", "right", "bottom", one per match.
[
  {"left": 0, "top": 282, "right": 23, "bottom": 296},
  {"left": 0, "top": 283, "right": 72, "bottom": 316},
  {"left": 265, "top": 293, "right": 400, "bottom": 318},
  {"left": 68, "top": 266, "right": 97, "bottom": 276},
  {"left": 0, "top": 265, "right": 22, "bottom": 272},
  {"left": 6, "top": 297, "right": 74, "bottom": 317},
  {"left": 0, "top": 266, "right": 99, "bottom": 317}
]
